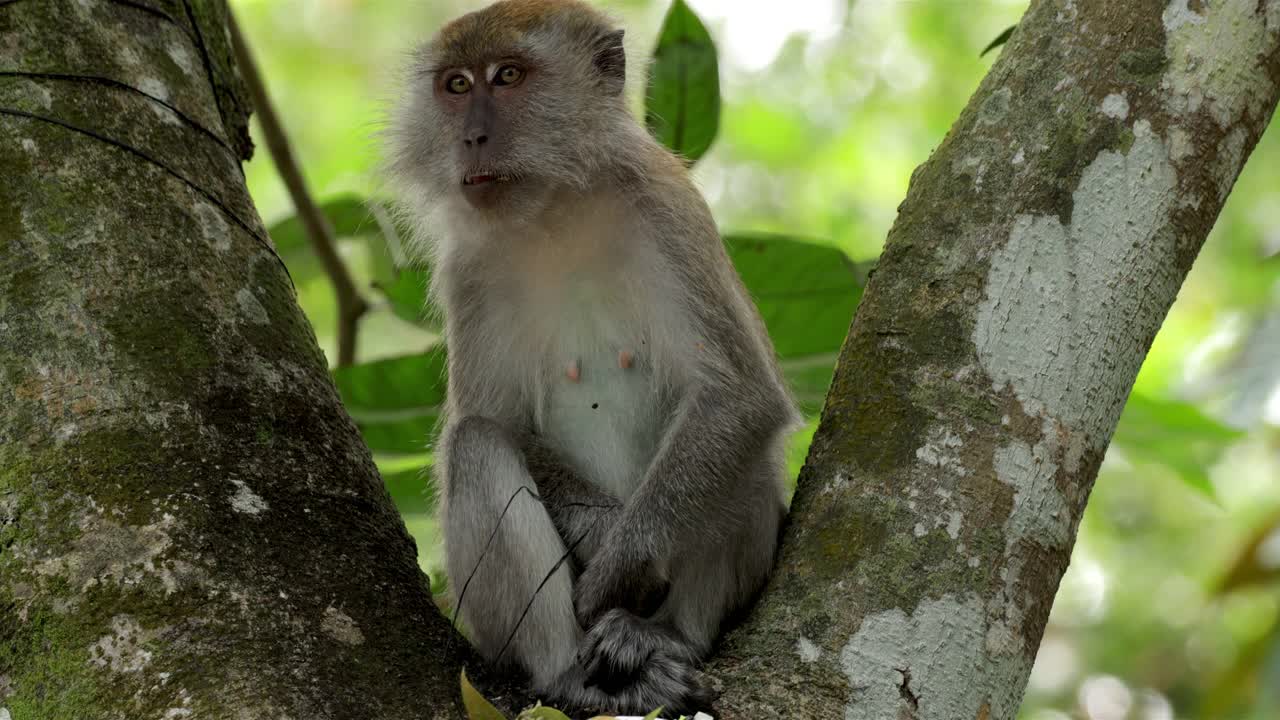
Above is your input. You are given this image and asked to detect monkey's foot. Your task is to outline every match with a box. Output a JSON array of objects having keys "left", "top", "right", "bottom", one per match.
[
  {"left": 545, "top": 651, "right": 712, "bottom": 717},
  {"left": 578, "top": 609, "right": 698, "bottom": 693}
]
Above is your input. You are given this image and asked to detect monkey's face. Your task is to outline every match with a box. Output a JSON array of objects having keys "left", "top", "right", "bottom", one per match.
[
  {"left": 434, "top": 59, "right": 538, "bottom": 212},
  {"left": 391, "top": 1, "right": 631, "bottom": 219}
]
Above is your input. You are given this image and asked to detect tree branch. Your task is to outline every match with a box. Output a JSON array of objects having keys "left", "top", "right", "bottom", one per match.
[
  {"left": 708, "top": 1, "right": 1280, "bottom": 718},
  {"left": 227, "top": 9, "right": 367, "bottom": 367}
]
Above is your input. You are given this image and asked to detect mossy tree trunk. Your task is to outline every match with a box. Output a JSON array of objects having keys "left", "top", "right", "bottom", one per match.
[
  {"left": 3, "top": 1, "right": 1279, "bottom": 720},
  {"left": 708, "top": 1, "right": 1280, "bottom": 718},
  {"left": 0, "top": 1, "right": 498, "bottom": 718}
]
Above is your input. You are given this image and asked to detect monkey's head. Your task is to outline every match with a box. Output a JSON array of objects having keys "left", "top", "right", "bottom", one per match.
[{"left": 391, "top": 0, "right": 633, "bottom": 219}]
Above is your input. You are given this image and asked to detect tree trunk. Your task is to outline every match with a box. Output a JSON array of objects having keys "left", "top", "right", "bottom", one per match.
[
  {"left": 2, "top": 1, "right": 1278, "bottom": 720},
  {"left": 707, "top": 1, "right": 1280, "bottom": 718},
  {"left": 0, "top": 1, "right": 509, "bottom": 718}
]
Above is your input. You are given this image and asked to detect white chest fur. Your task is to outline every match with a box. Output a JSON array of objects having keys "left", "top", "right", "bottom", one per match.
[
  {"left": 535, "top": 312, "right": 668, "bottom": 500},
  {"left": 447, "top": 190, "right": 691, "bottom": 499}
]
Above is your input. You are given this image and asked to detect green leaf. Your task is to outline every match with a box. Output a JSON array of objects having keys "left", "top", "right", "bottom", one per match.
[
  {"left": 516, "top": 704, "right": 574, "bottom": 720},
  {"left": 1118, "top": 394, "right": 1243, "bottom": 441},
  {"left": 643, "top": 707, "right": 665, "bottom": 720},
  {"left": 1111, "top": 393, "right": 1244, "bottom": 500},
  {"left": 266, "top": 194, "right": 379, "bottom": 255},
  {"left": 380, "top": 463, "right": 436, "bottom": 516},
  {"left": 725, "top": 233, "right": 864, "bottom": 414},
  {"left": 646, "top": 0, "right": 720, "bottom": 163},
  {"left": 725, "top": 234, "right": 863, "bottom": 357},
  {"left": 342, "top": 198, "right": 440, "bottom": 331},
  {"left": 278, "top": 247, "right": 326, "bottom": 289},
  {"left": 267, "top": 194, "right": 393, "bottom": 293},
  {"left": 333, "top": 349, "right": 447, "bottom": 454},
  {"left": 374, "top": 266, "right": 434, "bottom": 328},
  {"left": 461, "top": 669, "right": 508, "bottom": 720},
  {"left": 980, "top": 25, "right": 1016, "bottom": 57}
]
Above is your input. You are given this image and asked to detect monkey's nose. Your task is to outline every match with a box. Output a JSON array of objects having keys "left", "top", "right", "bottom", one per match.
[{"left": 464, "top": 132, "right": 489, "bottom": 147}]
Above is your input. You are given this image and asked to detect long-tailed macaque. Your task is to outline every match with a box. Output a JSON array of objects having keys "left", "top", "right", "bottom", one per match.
[{"left": 388, "top": 0, "right": 798, "bottom": 712}]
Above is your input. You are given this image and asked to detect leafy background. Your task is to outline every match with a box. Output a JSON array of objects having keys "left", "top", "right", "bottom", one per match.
[{"left": 232, "top": 1, "right": 1280, "bottom": 718}]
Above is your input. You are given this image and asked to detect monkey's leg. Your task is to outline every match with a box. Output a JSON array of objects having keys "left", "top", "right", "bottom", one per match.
[
  {"left": 576, "top": 504, "right": 776, "bottom": 713},
  {"left": 447, "top": 421, "right": 707, "bottom": 713},
  {"left": 520, "top": 434, "right": 621, "bottom": 568},
  {"left": 519, "top": 438, "right": 714, "bottom": 713},
  {"left": 573, "top": 536, "right": 728, "bottom": 709},
  {"left": 662, "top": 465, "right": 786, "bottom": 657},
  {"left": 443, "top": 416, "right": 581, "bottom": 690},
  {"left": 579, "top": 459, "right": 785, "bottom": 711}
]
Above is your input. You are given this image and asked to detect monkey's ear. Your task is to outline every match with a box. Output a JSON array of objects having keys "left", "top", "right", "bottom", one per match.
[{"left": 593, "top": 29, "right": 626, "bottom": 95}]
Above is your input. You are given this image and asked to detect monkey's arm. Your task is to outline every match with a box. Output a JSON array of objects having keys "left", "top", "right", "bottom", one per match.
[
  {"left": 574, "top": 364, "right": 792, "bottom": 624},
  {"left": 573, "top": 182, "right": 798, "bottom": 624}
]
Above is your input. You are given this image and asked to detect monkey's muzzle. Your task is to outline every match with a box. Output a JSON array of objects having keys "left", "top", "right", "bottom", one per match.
[{"left": 461, "top": 173, "right": 515, "bottom": 209}]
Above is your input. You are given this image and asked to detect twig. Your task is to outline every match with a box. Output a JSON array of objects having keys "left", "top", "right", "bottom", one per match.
[{"left": 227, "top": 9, "right": 367, "bottom": 367}]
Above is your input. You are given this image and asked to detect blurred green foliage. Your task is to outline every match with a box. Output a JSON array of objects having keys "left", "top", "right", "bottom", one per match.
[
  {"left": 233, "top": 1, "right": 1280, "bottom": 717},
  {"left": 646, "top": 0, "right": 720, "bottom": 162}
]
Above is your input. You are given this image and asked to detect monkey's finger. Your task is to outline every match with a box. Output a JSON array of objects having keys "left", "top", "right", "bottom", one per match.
[
  {"left": 581, "top": 610, "right": 665, "bottom": 690},
  {"left": 622, "top": 650, "right": 709, "bottom": 716},
  {"left": 588, "top": 654, "right": 635, "bottom": 695},
  {"left": 577, "top": 612, "right": 620, "bottom": 678},
  {"left": 585, "top": 646, "right": 652, "bottom": 691},
  {"left": 580, "top": 626, "right": 626, "bottom": 684},
  {"left": 578, "top": 632, "right": 603, "bottom": 676}
]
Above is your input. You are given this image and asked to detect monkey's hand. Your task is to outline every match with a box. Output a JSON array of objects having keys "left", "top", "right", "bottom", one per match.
[
  {"left": 573, "top": 534, "right": 669, "bottom": 628},
  {"left": 577, "top": 608, "right": 703, "bottom": 693}
]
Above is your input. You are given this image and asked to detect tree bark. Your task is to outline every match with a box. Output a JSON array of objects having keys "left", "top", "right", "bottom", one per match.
[
  {"left": 0, "top": 1, "right": 509, "bottom": 718},
  {"left": 707, "top": 1, "right": 1280, "bottom": 718},
  {"left": 2, "top": 1, "right": 1278, "bottom": 720}
]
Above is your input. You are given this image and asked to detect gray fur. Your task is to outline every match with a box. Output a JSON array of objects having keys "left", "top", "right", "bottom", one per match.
[{"left": 387, "top": 1, "right": 798, "bottom": 714}]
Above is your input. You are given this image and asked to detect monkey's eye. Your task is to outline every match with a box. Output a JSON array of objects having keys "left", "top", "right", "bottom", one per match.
[
  {"left": 445, "top": 74, "right": 471, "bottom": 94},
  {"left": 492, "top": 64, "right": 525, "bottom": 86}
]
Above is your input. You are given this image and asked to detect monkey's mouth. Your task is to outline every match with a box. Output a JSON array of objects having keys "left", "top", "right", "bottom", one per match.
[
  {"left": 461, "top": 172, "right": 518, "bottom": 210},
  {"left": 463, "top": 173, "right": 514, "bottom": 186}
]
